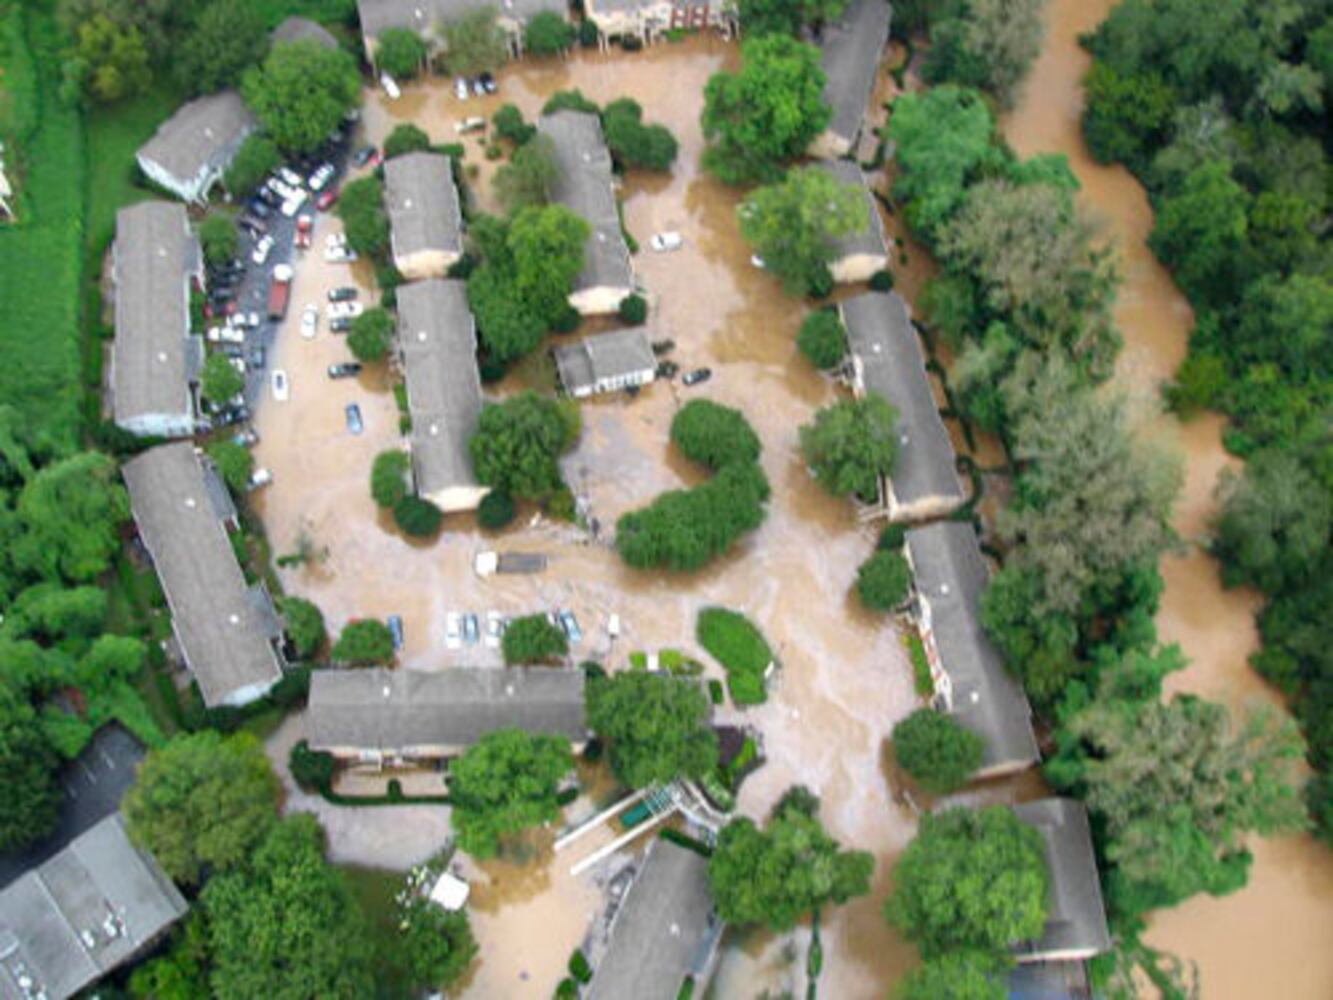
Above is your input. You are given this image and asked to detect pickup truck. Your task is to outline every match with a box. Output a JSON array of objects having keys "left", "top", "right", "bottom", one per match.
[{"left": 267, "top": 264, "right": 293, "bottom": 320}]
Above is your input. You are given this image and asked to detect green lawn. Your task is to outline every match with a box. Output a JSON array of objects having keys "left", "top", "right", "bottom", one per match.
[{"left": 696, "top": 607, "right": 773, "bottom": 706}]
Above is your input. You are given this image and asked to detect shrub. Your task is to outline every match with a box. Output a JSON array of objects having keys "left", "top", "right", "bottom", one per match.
[
  {"left": 502, "top": 614, "right": 569, "bottom": 665},
  {"left": 568, "top": 950, "right": 592, "bottom": 984},
  {"left": 383, "top": 123, "right": 431, "bottom": 159},
  {"left": 670, "top": 399, "right": 762, "bottom": 471},
  {"left": 697, "top": 607, "right": 772, "bottom": 706},
  {"left": 878, "top": 522, "right": 906, "bottom": 551},
  {"left": 578, "top": 18, "right": 599, "bottom": 47},
  {"left": 618, "top": 293, "right": 648, "bottom": 325},
  {"left": 551, "top": 306, "right": 581, "bottom": 334},
  {"left": 332, "top": 619, "right": 395, "bottom": 665},
  {"left": 280, "top": 596, "right": 326, "bottom": 658},
  {"left": 543, "top": 89, "right": 599, "bottom": 116},
  {"left": 375, "top": 27, "right": 428, "bottom": 79},
  {"left": 289, "top": 739, "right": 335, "bottom": 791},
  {"left": 796, "top": 310, "right": 847, "bottom": 370},
  {"left": 869, "top": 269, "right": 895, "bottom": 292},
  {"left": 892, "top": 708, "right": 984, "bottom": 794},
  {"left": 206, "top": 441, "right": 254, "bottom": 493},
  {"left": 708, "top": 679, "right": 725, "bottom": 705},
  {"left": 348, "top": 307, "right": 394, "bottom": 362},
  {"left": 525, "top": 11, "right": 575, "bottom": 55},
  {"left": 603, "top": 98, "right": 679, "bottom": 172},
  {"left": 546, "top": 486, "right": 577, "bottom": 522},
  {"left": 199, "top": 215, "right": 238, "bottom": 269},
  {"left": 493, "top": 104, "right": 536, "bottom": 145},
  {"left": 478, "top": 490, "right": 517, "bottom": 530},
  {"left": 371, "top": 450, "right": 411, "bottom": 508},
  {"left": 394, "top": 495, "right": 444, "bottom": 537},
  {"left": 856, "top": 549, "right": 912, "bottom": 611}
]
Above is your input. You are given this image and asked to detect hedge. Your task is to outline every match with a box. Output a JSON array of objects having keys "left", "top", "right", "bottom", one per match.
[{"left": 696, "top": 607, "right": 773, "bottom": 706}]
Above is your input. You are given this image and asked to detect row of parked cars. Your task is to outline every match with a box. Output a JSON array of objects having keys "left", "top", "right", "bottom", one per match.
[{"left": 443, "top": 609, "right": 583, "bottom": 650}]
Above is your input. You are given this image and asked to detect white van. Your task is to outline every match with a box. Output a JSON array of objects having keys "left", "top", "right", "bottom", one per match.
[{"left": 380, "top": 72, "right": 401, "bottom": 100}]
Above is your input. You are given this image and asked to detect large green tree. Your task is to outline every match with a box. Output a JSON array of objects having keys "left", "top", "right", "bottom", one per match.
[
  {"left": 508, "top": 204, "right": 590, "bottom": 324},
  {"left": 0, "top": 682, "right": 61, "bottom": 852},
  {"left": 1149, "top": 160, "right": 1252, "bottom": 307},
  {"left": 331, "top": 619, "right": 395, "bottom": 665},
  {"left": 335, "top": 177, "right": 389, "bottom": 258},
  {"left": 892, "top": 708, "right": 984, "bottom": 794},
  {"left": 444, "top": 8, "right": 507, "bottom": 75},
  {"left": 123, "top": 731, "right": 280, "bottom": 885},
  {"left": 701, "top": 34, "right": 831, "bottom": 184},
  {"left": 383, "top": 123, "right": 432, "bottom": 160},
  {"left": 13, "top": 452, "right": 128, "bottom": 584},
  {"left": 798, "top": 394, "right": 899, "bottom": 501},
  {"left": 885, "top": 806, "right": 1048, "bottom": 957},
  {"left": 708, "top": 789, "right": 873, "bottom": 930},
  {"left": 200, "top": 351, "right": 243, "bottom": 405},
  {"left": 737, "top": 0, "right": 851, "bottom": 36},
  {"left": 198, "top": 214, "right": 238, "bottom": 269},
  {"left": 375, "top": 26, "right": 428, "bottom": 78},
  {"left": 524, "top": 10, "right": 575, "bottom": 56},
  {"left": 469, "top": 392, "right": 578, "bottom": 500},
  {"left": 494, "top": 135, "right": 558, "bottom": 215},
  {"left": 173, "top": 0, "right": 264, "bottom": 96},
  {"left": 449, "top": 728, "right": 573, "bottom": 858},
  {"left": 501, "top": 614, "right": 568, "bottom": 665},
  {"left": 669, "top": 399, "right": 761, "bottom": 471},
  {"left": 602, "top": 98, "right": 678, "bottom": 172},
  {"left": 348, "top": 307, "right": 394, "bottom": 362},
  {"left": 922, "top": 0, "right": 1046, "bottom": 107},
  {"left": 370, "top": 450, "right": 411, "bottom": 508},
  {"left": 66, "top": 14, "right": 152, "bottom": 104},
  {"left": 898, "top": 951, "right": 1007, "bottom": 1000},
  {"left": 280, "top": 596, "right": 326, "bottom": 659},
  {"left": 585, "top": 670, "right": 718, "bottom": 788},
  {"left": 399, "top": 899, "right": 477, "bottom": 993},
  {"left": 224, "top": 134, "right": 279, "bottom": 197},
  {"left": 242, "top": 40, "right": 360, "bottom": 155},
  {"left": 206, "top": 440, "right": 253, "bottom": 493}
]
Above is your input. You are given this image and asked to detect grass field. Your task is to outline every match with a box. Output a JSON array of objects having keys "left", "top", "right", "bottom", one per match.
[{"left": 85, "top": 81, "right": 179, "bottom": 252}]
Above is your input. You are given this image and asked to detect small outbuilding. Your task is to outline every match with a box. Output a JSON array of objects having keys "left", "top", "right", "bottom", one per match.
[
  {"left": 384, "top": 152, "right": 463, "bottom": 280},
  {"left": 538, "top": 110, "right": 637, "bottom": 316},
  {"left": 554, "top": 327, "right": 656, "bottom": 398},
  {"left": 135, "top": 90, "right": 256, "bottom": 204},
  {"left": 818, "top": 160, "right": 890, "bottom": 284},
  {"left": 808, "top": 0, "right": 893, "bottom": 159}
]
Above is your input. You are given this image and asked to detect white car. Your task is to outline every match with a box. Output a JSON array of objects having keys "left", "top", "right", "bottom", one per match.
[
  {"left": 650, "top": 231, "right": 683, "bottom": 252},
  {"left": 444, "top": 612, "right": 462, "bottom": 650},
  {"left": 380, "top": 72, "right": 401, "bottom": 100},
  {"left": 324, "top": 243, "right": 358, "bottom": 263},
  {"left": 300, "top": 304, "right": 319, "bottom": 339},
  {"left": 484, "top": 611, "right": 502, "bottom": 649},
  {"left": 229, "top": 357, "right": 246, "bottom": 375},
  {"left": 454, "top": 116, "right": 486, "bottom": 134},
  {"left": 247, "top": 468, "right": 273, "bottom": 491},
  {"left": 327, "top": 300, "right": 364, "bottom": 320},
  {"left": 750, "top": 254, "right": 767, "bottom": 269},
  {"left": 454, "top": 76, "right": 469, "bottom": 100},
  {"left": 207, "top": 325, "right": 245, "bottom": 344},
  {"left": 281, "top": 193, "right": 306, "bottom": 218},
  {"left": 251, "top": 235, "right": 274, "bottom": 265},
  {"left": 228, "top": 311, "right": 260, "bottom": 329},
  {"left": 278, "top": 166, "right": 303, "bottom": 189},
  {"left": 271, "top": 369, "right": 289, "bottom": 401},
  {"left": 308, "top": 163, "right": 336, "bottom": 191}
]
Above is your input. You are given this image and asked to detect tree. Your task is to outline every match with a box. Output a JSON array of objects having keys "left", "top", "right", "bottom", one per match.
[
  {"left": 509, "top": 204, "right": 590, "bottom": 324},
  {"left": 1149, "top": 160, "right": 1251, "bottom": 307},
  {"left": 200, "top": 351, "right": 243, "bottom": 405},
  {"left": 898, "top": 951, "right": 1007, "bottom": 1000},
  {"left": 502, "top": 614, "right": 569, "bottom": 664},
  {"left": 799, "top": 394, "right": 899, "bottom": 501},
  {"left": 856, "top": 548, "right": 911, "bottom": 611},
  {"left": 922, "top": 0, "right": 1046, "bottom": 108},
  {"left": 129, "top": 912, "right": 211, "bottom": 1000},
  {"left": 445, "top": 7, "right": 508, "bottom": 75},
  {"left": 701, "top": 34, "right": 831, "bottom": 184},
  {"left": 586, "top": 670, "right": 718, "bottom": 788},
  {"left": 288, "top": 739, "right": 335, "bottom": 792},
  {"left": 375, "top": 26, "right": 428, "bottom": 79},
  {"left": 174, "top": 0, "right": 264, "bottom": 96},
  {"left": 467, "top": 264, "right": 546, "bottom": 362},
  {"left": 708, "top": 790, "right": 873, "bottom": 930},
  {"left": 494, "top": 134, "right": 558, "bottom": 215},
  {"left": 206, "top": 440, "right": 254, "bottom": 493},
  {"left": 224, "top": 134, "right": 279, "bottom": 197},
  {"left": 524, "top": 11, "right": 575, "bottom": 56},
  {"left": 885, "top": 806, "right": 1048, "bottom": 957},
  {"left": 892, "top": 708, "right": 984, "bottom": 794},
  {"left": 393, "top": 495, "right": 444, "bottom": 537},
  {"left": 0, "top": 683, "right": 60, "bottom": 852},
  {"left": 469, "top": 392, "right": 578, "bottom": 499},
  {"left": 400, "top": 899, "right": 477, "bottom": 993},
  {"left": 383, "top": 123, "right": 432, "bottom": 159},
  {"left": 347, "top": 307, "right": 394, "bottom": 362},
  {"left": 493, "top": 104, "right": 536, "bottom": 145},
  {"left": 2, "top": 583, "right": 107, "bottom": 642},
  {"left": 739, "top": 166, "right": 868, "bottom": 296},
  {"left": 280, "top": 596, "right": 325, "bottom": 658},
  {"left": 478, "top": 490, "right": 516, "bottom": 530},
  {"left": 1212, "top": 449, "right": 1331, "bottom": 594},
  {"left": 543, "top": 89, "right": 599, "bottom": 116},
  {"left": 331, "top": 619, "right": 395, "bottom": 665},
  {"left": 68, "top": 14, "right": 152, "bottom": 104},
  {"left": 202, "top": 814, "right": 374, "bottom": 999},
  {"left": 797, "top": 310, "right": 847, "bottom": 369},
  {"left": 738, "top": 0, "right": 853, "bottom": 36},
  {"left": 241, "top": 41, "right": 360, "bottom": 155},
  {"left": 670, "top": 400, "right": 761, "bottom": 471},
  {"left": 602, "top": 98, "right": 678, "bottom": 172},
  {"left": 335, "top": 177, "right": 389, "bottom": 258},
  {"left": 198, "top": 214, "right": 238, "bottom": 269},
  {"left": 1082, "top": 63, "right": 1176, "bottom": 167},
  {"left": 13, "top": 452, "right": 129, "bottom": 585},
  {"left": 449, "top": 728, "right": 573, "bottom": 858},
  {"left": 123, "top": 731, "right": 280, "bottom": 885},
  {"left": 370, "top": 450, "right": 411, "bottom": 508}
]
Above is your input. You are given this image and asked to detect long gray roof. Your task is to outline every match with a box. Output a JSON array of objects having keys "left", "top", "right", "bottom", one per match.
[
  {"left": 112, "top": 202, "right": 200, "bottom": 424},
  {"left": 396, "top": 279, "right": 483, "bottom": 497},
  {"left": 816, "top": 0, "right": 892, "bottom": 145},
  {"left": 136, "top": 90, "right": 255, "bottom": 185},
  {"left": 307, "top": 667, "right": 587, "bottom": 752},
  {"left": 587, "top": 839, "right": 718, "bottom": 1000},
  {"left": 271, "top": 16, "right": 339, "bottom": 48},
  {"left": 122, "top": 443, "right": 283, "bottom": 707},
  {"left": 906, "top": 521, "right": 1039, "bottom": 773},
  {"left": 1011, "top": 799, "right": 1112, "bottom": 960},
  {"left": 842, "top": 292, "right": 963, "bottom": 509},
  {"left": 0, "top": 813, "right": 186, "bottom": 1000},
  {"left": 554, "top": 327, "right": 655, "bottom": 394},
  {"left": 538, "top": 111, "right": 635, "bottom": 295},
  {"left": 817, "top": 160, "right": 887, "bottom": 260},
  {"left": 384, "top": 152, "right": 463, "bottom": 262},
  {"left": 357, "top": 0, "right": 564, "bottom": 36}
]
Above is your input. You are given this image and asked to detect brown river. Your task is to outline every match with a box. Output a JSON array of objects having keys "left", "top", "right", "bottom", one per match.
[{"left": 248, "top": 11, "right": 1333, "bottom": 998}]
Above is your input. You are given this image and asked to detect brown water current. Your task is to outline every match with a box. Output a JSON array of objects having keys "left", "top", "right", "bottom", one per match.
[{"left": 1001, "top": 3, "right": 1333, "bottom": 997}]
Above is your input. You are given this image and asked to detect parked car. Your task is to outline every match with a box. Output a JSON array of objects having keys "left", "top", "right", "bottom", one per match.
[
  {"left": 280, "top": 193, "right": 305, "bottom": 218},
  {"left": 256, "top": 186, "right": 280, "bottom": 207},
  {"left": 327, "top": 300, "right": 364, "bottom": 320},
  {"left": 300, "top": 304, "right": 319, "bottom": 339},
  {"left": 462, "top": 613, "right": 479, "bottom": 646},
  {"left": 454, "top": 116, "right": 486, "bottom": 135},
  {"left": 444, "top": 612, "right": 462, "bottom": 650},
  {"left": 248, "top": 198, "right": 272, "bottom": 219},
  {"left": 345, "top": 403, "right": 363, "bottom": 435},
  {"left": 387, "top": 614, "right": 404, "bottom": 649},
  {"left": 484, "top": 611, "right": 502, "bottom": 648},
  {"left": 249, "top": 345, "right": 266, "bottom": 369},
  {"left": 478, "top": 71, "right": 497, "bottom": 94},
  {"left": 230, "top": 310, "right": 260, "bottom": 329},
  {"left": 649, "top": 231, "right": 683, "bottom": 252},
  {"left": 239, "top": 214, "right": 267, "bottom": 236},
  {"left": 316, "top": 187, "right": 339, "bottom": 212},
  {"left": 656, "top": 360, "right": 679, "bottom": 378},
  {"left": 324, "top": 233, "right": 358, "bottom": 263},
  {"left": 232, "top": 428, "right": 259, "bottom": 448},
  {"left": 471, "top": 77, "right": 486, "bottom": 97},
  {"left": 328, "top": 286, "right": 358, "bottom": 302},
  {"left": 682, "top": 367, "right": 712, "bottom": 386},
  {"left": 229, "top": 357, "right": 246, "bottom": 375},
  {"left": 207, "top": 325, "right": 245, "bottom": 345},
  {"left": 352, "top": 145, "right": 377, "bottom": 167},
  {"left": 308, "top": 163, "right": 336, "bottom": 191},
  {"left": 651, "top": 338, "right": 675, "bottom": 354},
  {"left": 251, "top": 235, "right": 274, "bottom": 265},
  {"left": 279, "top": 166, "right": 303, "bottom": 188},
  {"left": 327, "top": 361, "right": 362, "bottom": 379},
  {"left": 219, "top": 344, "right": 243, "bottom": 360},
  {"left": 454, "top": 76, "right": 469, "bottom": 100},
  {"left": 380, "top": 72, "right": 402, "bottom": 100},
  {"left": 271, "top": 369, "right": 289, "bottom": 401},
  {"left": 329, "top": 316, "right": 352, "bottom": 333},
  {"left": 247, "top": 467, "right": 273, "bottom": 491},
  {"left": 558, "top": 610, "right": 582, "bottom": 645},
  {"left": 295, "top": 215, "right": 314, "bottom": 249}
]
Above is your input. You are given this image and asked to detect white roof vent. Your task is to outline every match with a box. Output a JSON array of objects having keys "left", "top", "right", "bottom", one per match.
[
  {"left": 228, "top": 613, "right": 240, "bottom": 625},
  {"left": 404, "top": 198, "right": 413, "bottom": 209},
  {"left": 670, "top": 922, "right": 681, "bottom": 936},
  {"left": 970, "top": 691, "right": 981, "bottom": 704},
  {"left": 505, "top": 683, "right": 515, "bottom": 696},
  {"left": 157, "top": 351, "right": 168, "bottom": 363},
  {"left": 383, "top": 684, "right": 392, "bottom": 698},
  {"left": 80, "top": 929, "right": 97, "bottom": 949},
  {"left": 428, "top": 422, "right": 440, "bottom": 436},
  {"left": 939, "top": 583, "right": 950, "bottom": 596},
  {"left": 183, "top": 496, "right": 197, "bottom": 509},
  {"left": 417, "top": 330, "right": 428, "bottom": 341}
]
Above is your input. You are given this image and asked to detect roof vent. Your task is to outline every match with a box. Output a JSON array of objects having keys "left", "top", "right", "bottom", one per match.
[
  {"left": 505, "top": 683, "right": 515, "bottom": 696},
  {"left": 404, "top": 198, "right": 413, "bottom": 209},
  {"left": 669, "top": 922, "right": 681, "bottom": 936},
  {"left": 383, "top": 684, "right": 392, "bottom": 698},
  {"left": 939, "top": 583, "right": 950, "bottom": 596},
  {"left": 418, "top": 330, "right": 428, "bottom": 341},
  {"left": 184, "top": 496, "right": 197, "bottom": 509},
  {"left": 428, "top": 422, "right": 440, "bottom": 435},
  {"left": 80, "top": 929, "right": 97, "bottom": 949},
  {"left": 204, "top": 127, "right": 215, "bottom": 139},
  {"left": 228, "top": 613, "right": 240, "bottom": 625},
  {"left": 970, "top": 691, "right": 981, "bottom": 704},
  {"left": 157, "top": 351, "right": 168, "bottom": 363}
]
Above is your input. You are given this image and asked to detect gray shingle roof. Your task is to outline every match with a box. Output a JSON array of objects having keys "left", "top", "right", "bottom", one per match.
[
  {"left": 538, "top": 111, "right": 635, "bottom": 296},
  {"left": 111, "top": 202, "right": 199, "bottom": 425},
  {"left": 816, "top": 0, "right": 891, "bottom": 146},
  {"left": 0, "top": 814, "right": 187, "bottom": 1000},
  {"left": 357, "top": 0, "right": 564, "bottom": 36},
  {"left": 1011, "top": 799, "right": 1112, "bottom": 961},
  {"left": 817, "top": 160, "right": 888, "bottom": 260},
  {"left": 587, "top": 839, "right": 718, "bottom": 1000},
  {"left": 136, "top": 91, "right": 256, "bottom": 187},
  {"left": 384, "top": 152, "right": 463, "bottom": 262},
  {"left": 553, "top": 327, "right": 656, "bottom": 395},
  {"left": 396, "top": 279, "right": 483, "bottom": 497},
  {"left": 905, "top": 521, "right": 1039, "bottom": 773},
  {"left": 307, "top": 667, "right": 587, "bottom": 753},
  {"left": 842, "top": 292, "right": 964, "bottom": 510},
  {"left": 122, "top": 443, "right": 284, "bottom": 708},
  {"left": 271, "top": 16, "right": 339, "bottom": 48}
]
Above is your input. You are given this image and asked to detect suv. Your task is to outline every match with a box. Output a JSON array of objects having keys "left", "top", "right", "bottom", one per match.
[
  {"left": 327, "top": 361, "right": 362, "bottom": 379},
  {"left": 682, "top": 367, "right": 712, "bottom": 387},
  {"left": 327, "top": 286, "right": 358, "bottom": 302}
]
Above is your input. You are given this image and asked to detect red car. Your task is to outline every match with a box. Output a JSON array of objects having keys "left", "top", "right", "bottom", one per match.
[
  {"left": 295, "top": 215, "right": 314, "bottom": 249},
  {"left": 316, "top": 187, "right": 339, "bottom": 212}
]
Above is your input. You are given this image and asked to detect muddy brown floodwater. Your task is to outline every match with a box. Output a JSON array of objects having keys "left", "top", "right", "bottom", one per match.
[{"left": 1002, "top": 3, "right": 1333, "bottom": 998}]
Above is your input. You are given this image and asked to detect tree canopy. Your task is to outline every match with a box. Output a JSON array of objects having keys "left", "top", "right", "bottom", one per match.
[
  {"left": 0, "top": 682, "right": 61, "bottom": 852},
  {"left": 920, "top": 0, "right": 1046, "bottom": 108},
  {"left": 331, "top": 619, "right": 395, "bottom": 665},
  {"left": 383, "top": 123, "right": 432, "bottom": 160},
  {"left": 12, "top": 451, "right": 128, "bottom": 585},
  {"left": 198, "top": 214, "right": 238, "bottom": 269},
  {"left": 892, "top": 708, "right": 984, "bottom": 794},
  {"left": 897, "top": 951, "right": 1007, "bottom": 1000},
  {"left": 370, "top": 449, "right": 411, "bottom": 508},
  {"left": 224, "top": 133, "right": 279, "bottom": 197},
  {"left": 797, "top": 309, "right": 847, "bottom": 369},
  {"left": 799, "top": 393, "right": 899, "bottom": 501},
  {"left": 336, "top": 177, "right": 389, "bottom": 258},
  {"left": 444, "top": 8, "right": 508, "bottom": 75},
  {"left": 375, "top": 26, "right": 428, "bottom": 79},
  {"left": 200, "top": 351, "right": 243, "bottom": 406},
  {"left": 501, "top": 614, "right": 569, "bottom": 665},
  {"left": 494, "top": 135, "right": 557, "bottom": 215},
  {"left": 855, "top": 548, "right": 911, "bottom": 611},
  {"left": 173, "top": 0, "right": 264, "bottom": 96},
  {"left": 524, "top": 10, "right": 575, "bottom": 56},
  {"left": 347, "top": 307, "right": 394, "bottom": 362},
  {"left": 509, "top": 204, "right": 590, "bottom": 324},
  {"left": 280, "top": 596, "right": 325, "bottom": 659},
  {"left": 206, "top": 440, "right": 253, "bottom": 493},
  {"left": 241, "top": 41, "right": 360, "bottom": 155},
  {"left": 469, "top": 391, "right": 579, "bottom": 500},
  {"left": 448, "top": 728, "right": 573, "bottom": 858},
  {"left": 586, "top": 670, "right": 718, "bottom": 788},
  {"left": 669, "top": 399, "right": 762, "bottom": 471},
  {"left": 602, "top": 98, "right": 678, "bottom": 172},
  {"left": 737, "top": 0, "right": 851, "bottom": 36}
]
